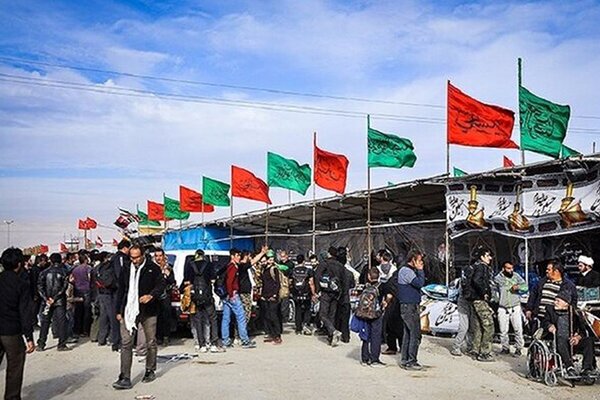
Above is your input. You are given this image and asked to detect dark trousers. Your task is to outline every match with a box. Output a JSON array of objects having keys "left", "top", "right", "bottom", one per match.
[
  {"left": 38, "top": 304, "right": 67, "bottom": 348},
  {"left": 557, "top": 336, "right": 596, "bottom": 370},
  {"left": 384, "top": 299, "right": 403, "bottom": 351},
  {"left": 293, "top": 298, "right": 312, "bottom": 332},
  {"left": 120, "top": 316, "right": 157, "bottom": 379},
  {"left": 361, "top": 316, "right": 383, "bottom": 363},
  {"left": 262, "top": 300, "right": 282, "bottom": 338},
  {"left": 157, "top": 296, "right": 173, "bottom": 341},
  {"left": 97, "top": 293, "right": 119, "bottom": 346},
  {"left": 0, "top": 335, "right": 26, "bottom": 400},
  {"left": 319, "top": 293, "right": 338, "bottom": 337},
  {"left": 73, "top": 290, "right": 91, "bottom": 336},
  {"left": 400, "top": 303, "right": 421, "bottom": 366},
  {"left": 335, "top": 302, "right": 351, "bottom": 342},
  {"left": 191, "top": 303, "right": 219, "bottom": 346}
]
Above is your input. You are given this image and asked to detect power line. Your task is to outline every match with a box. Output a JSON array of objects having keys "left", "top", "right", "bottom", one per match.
[
  {"left": 0, "top": 55, "right": 445, "bottom": 109},
  {"left": 1, "top": 73, "right": 600, "bottom": 134}
]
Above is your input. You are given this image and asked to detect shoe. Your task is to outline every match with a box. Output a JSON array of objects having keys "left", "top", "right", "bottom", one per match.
[
  {"left": 295, "top": 331, "right": 301, "bottom": 335},
  {"left": 466, "top": 350, "right": 478, "bottom": 358},
  {"left": 370, "top": 361, "right": 387, "bottom": 369},
  {"left": 66, "top": 337, "right": 79, "bottom": 344},
  {"left": 382, "top": 349, "right": 397, "bottom": 355},
  {"left": 112, "top": 344, "right": 120, "bottom": 352},
  {"left": 36, "top": 344, "right": 46, "bottom": 352},
  {"left": 210, "top": 345, "right": 225, "bottom": 353},
  {"left": 302, "top": 327, "right": 312, "bottom": 336},
  {"left": 273, "top": 337, "right": 283, "bottom": 345},
  {"left": 360, "top": 360, "right": 371, "bottom": 367},
  {"left": 112, "top": 376, "right": 132, "bottom": 390},
  {"left": 499, "top": 348, "right": 510, "bottom": 355},
  {"left": 331, "top": 330, "right": 342, "bottom": 347},
  {"left": 223, "top": 340, "right": 234, "bottom": 348},
  {"left": 566, "top": 366, "right": 578, "bottom": 379},
  {"left": 98, "top": 342, "right": 107, "bottom": 347},
  {"left": 57, "top": 346, "right": 72, "bottom": 352},
  {"left": 142, "top": 369, "right": 156, "bottom": 383},
  {"left": 513, "top": 349, "right": 522, "bottom": 357},
  {"left": 263, "top": 336, "right": 274, "bottom": 343},
  {"left": 450, "top": 348, "right": 462, "bottom": 357},
  {"left": 241, "top": 341, "right": 256, "bottom": 349},
  {"left": 198, "top": 345, "right": 209, "bottom": 353},
  {"left": 406, "top": 362, "right": 423, "bottom": 371},
  {"left": 194, "top": 344, "right": 200, "bottom": 351},
  {"left": 477, "top": 353, "right": 495, "bottom": 362}
]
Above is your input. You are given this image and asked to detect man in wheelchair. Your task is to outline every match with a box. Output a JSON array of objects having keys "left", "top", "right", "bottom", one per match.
[{"left": 542, "top": 290, "right": 597, "bottom": 379}]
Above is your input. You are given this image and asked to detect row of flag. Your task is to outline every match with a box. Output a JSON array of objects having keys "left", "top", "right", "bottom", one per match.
[
  {"left": 59, "top": 237, "right": 119, "bottom": 253},
  {"left": 115, "top": 61, "right": 579, "bottom": 224}
]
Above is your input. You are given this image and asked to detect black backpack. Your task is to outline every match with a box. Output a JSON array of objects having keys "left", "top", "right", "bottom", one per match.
[
  {"left": 354, "top": 283, "right": 382, "bottom": 320},
  {"left": 214, "top": 263, "right": 236, "bottom": 299},
  {"left": 95, "top": 260, "right": 116, "bottom": 290},
  {"left": 318, "top": 262, "right": 341, "bottom": 295},
  {"left": 191, "top": 260, "right": 213, "bottom": 306},
  {"left": 291, "top": 265, "right": 311, "bottom": 297}
]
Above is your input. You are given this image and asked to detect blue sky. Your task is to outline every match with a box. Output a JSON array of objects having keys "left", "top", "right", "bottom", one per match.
[{"left": 1, "top": 0, "right": 600, "bottom": 248}]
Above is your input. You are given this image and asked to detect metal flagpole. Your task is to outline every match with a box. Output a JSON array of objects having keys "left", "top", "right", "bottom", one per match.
[
  {"left": 201, "top": 201, "right": 206, "bottom": 248},
  {"left": 519, "top": 58, "right": 525, "bottom": 166},
  {"left": 288, "top": 189, "right": 292, "bottom": 205},
  {"left": 524, "top": 237, "right": 529, "bottom": 288},
  {"left": 312, "top": 131, "right": 317, "bottom": 255},
  {"left": 230, "top": 196, "right": 234, "bottom": 249},
  {"left": 445, "top": 80, "right": 451, "bottom": 288},
  {"left": 367, "top": 115, "right": 372, "bottom": 271},
  {"left": 265, "top": 203, "right": 269, "bottom": 246}
]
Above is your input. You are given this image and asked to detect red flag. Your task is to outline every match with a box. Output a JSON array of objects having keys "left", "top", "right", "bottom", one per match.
[
  {"left": 179, "top": 185, "right": 215, "bottom": 213},
  {"left": 40, "top": 245, "right": 49, "bottom": 253},
  {"left": 148, "top": 201, "right": 166, "bottom": 221},
  {"left": 96, "top": 237, "right": 103, "bottom": 247},
  {"left": 314, "top": 137, "right": 349, "bottom": 194},
  {"left": 447, "top": 82, "right": 518, "bottom": 149},
  {"left": 112, "top": 238, "right": 119, "bottom": 247},
  {"left": 60, "top": 243, "right": 68, "bottom": 253},
  {"left": 78, "top": 219, "right": 88, "bottom": 229},
  {"left": 85, "top": 217, "right": 98, "bottom": 229},
  {"left": 231, "top": 166, "right": 272, "bottom": 204},
  {"left": 503, "top": 155, "right": 516, "bottom": 167}
]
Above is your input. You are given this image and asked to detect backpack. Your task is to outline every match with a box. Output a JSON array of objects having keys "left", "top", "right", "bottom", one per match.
[
  {"left": 277, "top": 267, "right": 290, "bottom": 300},
  {"left": 291, "top": 265, "right": 311, "bottom": 298},
  {"left": 354, "top": 284, "right": 382, "bottom": 320},
  {"left": 95, "top": 260, "right": 116, "bottom": 290},
  {"left": 191, "top": 260, "right": 213, "bottom": 306},
  {"left": 318, "top": 263, "right": 341, "bottom": 295},
  {"left": 214, "top": 263, "right": 236, "bottom": 299}
]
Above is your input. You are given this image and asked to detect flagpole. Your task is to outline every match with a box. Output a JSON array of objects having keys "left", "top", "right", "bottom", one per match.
[
  {"left": 230, "top": 196, "right": 234, "bottom": 249},
  {"left": 201, "top": 201, "right": 206, "bottom": 249},
  {"left": 366, "top": 115, "right": 372, "bottom": 272},
  {"left": 445, "top": 80, "right": 451, "bottom": 288},
  {"left": 518, "top": 58, "right": 525, "bottom": 166},
  {"left": 312, "top": 131, "right": 317, "bottom": 255},
  {"left": 288, "top": 189, "right": 292, "bottom": 206},
  {"left": 265, "top": 203, "right": 269, "bottom": 246}
]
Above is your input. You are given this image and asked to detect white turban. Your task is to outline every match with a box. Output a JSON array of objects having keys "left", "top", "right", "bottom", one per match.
[{"left": 578, "top": 255, "right": 594, "bottom": 266}]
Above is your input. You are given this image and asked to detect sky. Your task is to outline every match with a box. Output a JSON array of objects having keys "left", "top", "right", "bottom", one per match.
[{"left": 1, "top": 0, "right": 600, "bottom": 250}]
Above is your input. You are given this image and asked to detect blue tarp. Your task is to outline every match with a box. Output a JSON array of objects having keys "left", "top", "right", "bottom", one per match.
[{"left": 163, "top": 227, "right": 254, "bottom": 251}]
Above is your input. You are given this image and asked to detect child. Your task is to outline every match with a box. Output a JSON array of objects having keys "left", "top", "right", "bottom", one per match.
[{"left": 354, "top": 266, "right": 389, "bottom": 367}]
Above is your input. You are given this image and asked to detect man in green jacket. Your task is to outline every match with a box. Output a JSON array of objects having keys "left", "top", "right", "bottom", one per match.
[{"left": 493, "top": 262, "right": 527, "bottom": 357}]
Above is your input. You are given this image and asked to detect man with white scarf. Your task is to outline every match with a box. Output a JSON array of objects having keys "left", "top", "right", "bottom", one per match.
[{"left": 113, "top": 245, "right": 165, "bottom": 390}]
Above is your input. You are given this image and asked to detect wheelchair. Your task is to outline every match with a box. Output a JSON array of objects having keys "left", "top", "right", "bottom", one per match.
[{"left": 527, "top": 325, "right": 599, "bottom": 387}]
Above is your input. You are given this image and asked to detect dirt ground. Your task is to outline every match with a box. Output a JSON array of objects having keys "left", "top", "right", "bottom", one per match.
[{"left": 3, "top": 327, "right": 600, "bottom": 400}]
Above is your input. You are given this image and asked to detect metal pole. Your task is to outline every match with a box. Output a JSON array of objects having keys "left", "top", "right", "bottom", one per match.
[
  {"left": 593, "top": 142, "right": 597, "bottom": 153},
  {"left": 230, "top": 196, "right": 234, "bottom": 249},
  {"left": 4, "top": 220, "right": 14, "bottom": 247},
  {"left": 201, "top": 201, "right": 206, "bottom": 248},
  {"left": 265, "top": 204, "right": 269, "bottom": 246},
  {"left": 445, "top": 82, "right": 451, "bottom": 287},
  {"left": 312, "top": 131, "right": 317, "bottom": 255},
  {"left": 524, "top": 237, "right": 529, "bottom": 288},
  {"left": 366, "top": 114, "right": 372, "bottom": 271},
  {"left": 518, "top": 58, "right": 526, "bottom": 166}
]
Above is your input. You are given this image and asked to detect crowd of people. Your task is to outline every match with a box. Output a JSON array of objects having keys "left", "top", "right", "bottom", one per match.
[{"left": 1, "top": 240, "right": 599, "bottom": 398}]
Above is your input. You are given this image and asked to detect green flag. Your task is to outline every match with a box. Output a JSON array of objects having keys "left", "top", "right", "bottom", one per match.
[
  {"left": 202, "top": 176, "right": 231, "bottom": 207},
  {"left": 368, "top": 127, "right": 416, "bottom": 169},
  {"left": 453, "top": 167, "right": 467, "bottom": 177},
  {"left": 561, "top": 145, "right": 581, "bottom": 158},
  {"left": 137, "top": 209, "right": 161, "bottom": 227},
  {"left": 267, "top": 152, "right": 311, "bottom": 195},
  {"left": 164, "top": 196, "right": 190, "bottom": 220},
  {"left": 519, "top": 85, "right": 571, "bottom": 158}
]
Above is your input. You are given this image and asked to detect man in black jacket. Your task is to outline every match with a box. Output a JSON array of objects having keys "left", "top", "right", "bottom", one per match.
[
  {"left": 466, "top": 246, "right": 495, "bottom": 362},
  {"left": 314, "top": 247, "right": 344, "bottom": 347},
  {"left": 577, "top": 255, "right": 600, "bottom": 288},
  {"left": 113, "top": 245, "right": 165, "bottom": 390},
  {"left": 0, "top": 248, "right": 36, "bottom": 400},
  {"left": 543, "top": 290, "right": 597, "bottom": 377},
  {"left": 525, "top": 260, "right": 577, "bottom": 321},
  {"left": 108, "top": 239, "right": 131, "bottom": 350},
  {"left": 37, "top": 253, "right": 70, "bottom": 352}
]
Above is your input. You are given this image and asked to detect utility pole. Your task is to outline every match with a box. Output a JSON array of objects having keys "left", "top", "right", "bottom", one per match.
[{"left": 3, "top": 220, "right": 14, "bottom": 247}]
